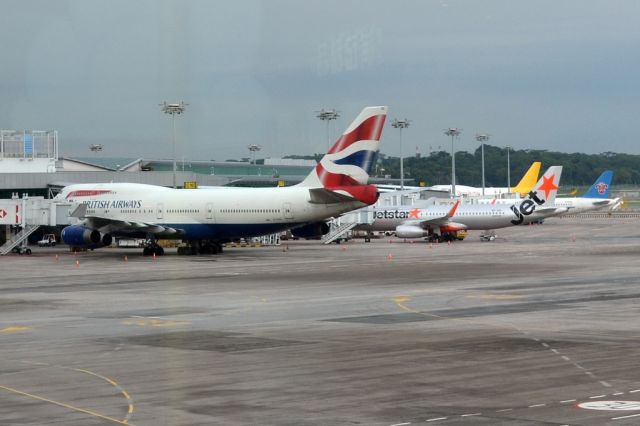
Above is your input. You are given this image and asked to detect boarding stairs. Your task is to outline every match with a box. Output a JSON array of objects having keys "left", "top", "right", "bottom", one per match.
[
  {"left": 0, "top": 225, "right": 40, "bottom": 255},
  {"left": 322, "top": 222, "right": 357, "bottom": 244}
]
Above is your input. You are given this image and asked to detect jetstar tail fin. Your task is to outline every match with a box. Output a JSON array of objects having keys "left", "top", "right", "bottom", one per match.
[{"left": 527, "top": 166, "right": 562, "bottom": 205}]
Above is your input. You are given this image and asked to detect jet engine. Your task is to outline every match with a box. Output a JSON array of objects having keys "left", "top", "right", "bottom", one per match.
[
  {"left": 291, "top": 222, "right": 330, "bottom": 239},
  {"left": 395, "top": 224, "right": 428, "bottom": 238},
  {"left": 61, "top": 225, "right": 112, "bottom": 248}
]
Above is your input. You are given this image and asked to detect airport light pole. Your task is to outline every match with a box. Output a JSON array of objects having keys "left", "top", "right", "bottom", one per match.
[
  {"left": 160, "top": 101, "right": 188, "bottom": 188},
  {"left": 392, "top": 118, "right": 411, "bottom": 190},
  {"left": 506, "top": 145, "right": 511, "bottom": 189},
  {"left": 475, "top": 134, "right": 490, "bottom": 196},
  {"left": 444, "top": 128, "right": 461, "bottom": 197},
  {"left": 315, "top": 108, "right": 340, "bottom": 150}
]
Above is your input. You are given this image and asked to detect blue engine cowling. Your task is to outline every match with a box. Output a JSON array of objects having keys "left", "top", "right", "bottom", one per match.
[
  {"left": 291, "top": 222, "right": 330, "bottom": 239},
  {"left": 61, "top": 225, "right": 112, "bottom": 248}
]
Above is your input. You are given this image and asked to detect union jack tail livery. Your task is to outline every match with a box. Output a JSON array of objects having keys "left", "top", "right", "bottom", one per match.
[{"left": 298, "top": 106, "right": 387, "bottom": 205}]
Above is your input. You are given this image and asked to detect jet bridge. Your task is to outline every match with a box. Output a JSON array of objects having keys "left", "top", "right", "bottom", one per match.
[{"left": 0, "top": 195, "right": 74, "bottom": 255}]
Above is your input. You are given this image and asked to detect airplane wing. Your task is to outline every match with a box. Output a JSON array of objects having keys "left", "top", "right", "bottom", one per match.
[
  {"left": 409, "top": 200, "right": 461, "bottom": 227},
  {"left": 79, "top": 214, "right": 180, "bottom": 236}
]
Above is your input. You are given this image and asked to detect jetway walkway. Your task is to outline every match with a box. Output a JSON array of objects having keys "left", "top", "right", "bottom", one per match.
[{"left": 0, "top": 195, "right": 74, "bottom": 255}]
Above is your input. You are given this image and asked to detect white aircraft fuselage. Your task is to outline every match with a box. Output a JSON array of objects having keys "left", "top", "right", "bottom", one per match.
[{"left": 58, "top": 182, "right": 367, "bottom": 240}]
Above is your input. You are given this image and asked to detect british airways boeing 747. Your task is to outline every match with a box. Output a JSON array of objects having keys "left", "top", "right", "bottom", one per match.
[{"left": 56, "top": 106, "right": 387, "bottom": 255}]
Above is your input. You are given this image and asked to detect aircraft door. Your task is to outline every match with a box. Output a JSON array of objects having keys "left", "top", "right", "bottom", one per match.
[
  {"left": 206, "top": 203, "right": 215, "bottom": 222},
  {"left": 156, "top": 203, "right": 164, "bottom": 220},
  {"left": 283, "top": 202, "right": 294, "bottom": 220}
]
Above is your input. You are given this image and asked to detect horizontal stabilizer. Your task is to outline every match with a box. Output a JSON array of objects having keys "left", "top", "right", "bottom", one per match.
[{"left": 308, "top": 188, "right": 355, "bottom": 204}]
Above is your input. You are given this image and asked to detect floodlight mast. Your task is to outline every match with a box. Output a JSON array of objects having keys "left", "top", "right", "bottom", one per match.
[
  {"left": 506, "top": 145, "right": 511, "bottom": 189},
  {"left": 475, "top": 134, "right": 490, "bottom": 196},
  {"left": 392, "top": 118, "right": 411, "bottom": 190},
  {"left": 444, "top": 128, "right": 461, "bottom": 197},
  {"left": 160, "top": 101, "right": 188, "bottom": 188},
  {"left": 315, "top": 108, "right": 340, "bottom": 150}
]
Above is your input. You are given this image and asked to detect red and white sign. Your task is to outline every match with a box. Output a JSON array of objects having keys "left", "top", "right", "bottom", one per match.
[{"left": 0, "top": 209, "right": 6, "bottom": 219}]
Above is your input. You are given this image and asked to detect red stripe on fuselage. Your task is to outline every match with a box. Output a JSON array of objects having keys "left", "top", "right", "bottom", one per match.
[
  {"left": 327, "top": 114, "right": 386, "bottom": 154},
  {"left": 66, "top": 190, "right": 113, "bottom": 199}
]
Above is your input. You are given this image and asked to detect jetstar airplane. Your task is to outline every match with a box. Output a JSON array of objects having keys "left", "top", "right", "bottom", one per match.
[
  {"left": 480, "top": 170, "right": 622, "bottom": 214},
  {"left": 356, "top": 166, "right": 564, "bottom": 241},
  {"left": 55, "top": 106, "right": 387, "bottom": 255},
  {"left": 428, "top": 161, "right": 541, "bottom": 197}
]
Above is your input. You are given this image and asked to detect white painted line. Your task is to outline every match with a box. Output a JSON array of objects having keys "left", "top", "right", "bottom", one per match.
[
  {"left": 589, "top": 395, "right": 606, "bottom": 399},
  {"left": 533, "top": 338, "right": 540, "bottom": 342},
  {"left": 460, "top": 413, "right": 481, "bottom": 417},
  {"left": 426, "top": 418, "right": 447, "bottom": 422},
  {"left": 561, "top": 356, "right": 571, "bottom": 361},
  {"left": 529, "top": 404, "right": 546, "bottom": 408},
  {"left": 629, "top": 389, "right": 640, "bottom": 393},
  {"left": 542, "top": 343, "right": 549, "bottom": 348},
  {"left": 551, "top": 349, "right": 559, "bottom": 354},
  {"left": 612, "top": 413, "right": 640, "bottom": 420},
  {"left": 613, "top": 392, "right": 625, "bottom": 396},
  {"left": 496, "top": 408, "right": 512, "bottom": 412},
  {"left": 560, "top": 399, "right": 577, "bottom": 403},
  {"left": 585, "top": 372, "right": 595, "bottom": 376},
  {"left": 600, "top": 381, "right": 612, "bottom": 387},
  {"left": 390, "top": 423, "right": 411, "bottom": 426}
]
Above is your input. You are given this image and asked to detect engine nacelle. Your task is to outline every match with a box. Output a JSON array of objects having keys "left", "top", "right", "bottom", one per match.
[
  {"left": 439, "top": 223, "right": 467, "bottom": 233},
  {"left": 291, "top": 222, "right": 330, "bottom": 239},
  {"left": 61, "top": 225, "right": 112, "bottom": 248},
  {"left": 395, "top": 224, "right": 428, "bottom": 239}
]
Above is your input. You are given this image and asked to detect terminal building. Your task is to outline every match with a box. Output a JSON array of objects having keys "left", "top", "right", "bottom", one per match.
[{"left": 0, "top": 129, "right": 408, "bottom": 199}]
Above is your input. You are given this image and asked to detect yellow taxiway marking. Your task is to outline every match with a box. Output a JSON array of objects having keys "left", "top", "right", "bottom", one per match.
[
  {"left": 467, "top": 294, "right": 525, "bottom": 300},
  {"left": 392, "top": 295, "right": 525, "bottom": 330},
  {"left": 121, "top": 318, "right": 190, "bottom": 327},
  {"left": 0, "top": 384, "right": 134, "bottom": 425},
  {"left": 393, "top": 296, "right": 410, "bottom": 303},
  {"left": 17, "top": 361, "right": 135, "bottom": 424},
  {"left": 0, "top": 326, "right": 32, "bottom": 333},
  {"left": 72, "top": 368, "right": 135, "bottom": 420}
]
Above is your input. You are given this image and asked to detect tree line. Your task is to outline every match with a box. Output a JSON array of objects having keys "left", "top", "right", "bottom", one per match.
[{"left": 288, "top": 146, "right": 640, "bottom": 187}]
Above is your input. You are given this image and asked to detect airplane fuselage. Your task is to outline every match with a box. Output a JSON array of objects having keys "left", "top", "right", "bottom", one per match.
[
  {"left": 360, "top": 201, "right": 553, "bottom": 233},
  {"left": 58, "top": 183, "right": 366, "bottom": 240}
]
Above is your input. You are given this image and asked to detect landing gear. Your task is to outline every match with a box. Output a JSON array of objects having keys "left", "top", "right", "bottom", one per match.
[
  {"left": 142, "top": 241, "right": 164, "bottom": 256},
  {"left": 176, "top": 240, "right": 223, "bottom": 255}
]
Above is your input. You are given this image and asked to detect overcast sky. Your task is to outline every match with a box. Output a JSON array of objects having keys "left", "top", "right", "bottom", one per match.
[{"left": 2, "top": 0, "right": 640, "bottom": 161}]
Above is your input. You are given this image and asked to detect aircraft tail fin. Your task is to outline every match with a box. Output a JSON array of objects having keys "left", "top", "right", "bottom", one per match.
[
  {"left": 298, "top": 106, "right": 387, "bottom": 188},
  {"left": 582, "top": 170, "right": 613, "bottom": 199},
  {"left": 528, "top": 166, "right": 562, "bottom": 205},
  {"left": 511, "top": 161, "right": 541, "bottom": 196}
]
